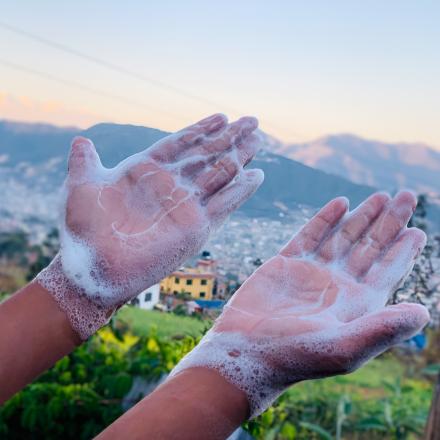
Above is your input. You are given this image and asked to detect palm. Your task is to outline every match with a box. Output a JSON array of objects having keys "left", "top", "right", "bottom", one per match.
[
  {"left": 67, "top": 160, "right": 203, "bottom": 275},
  {"left": 221, "top": 257, "right": 355, "bottom": 334},
  {"left": 74, "top": 162, "right": 196, "bottom": 235},
  {"left": 215, "top": 192, "right": 429, "bottom": 379},
  {"left": 62, "top": 114, "right": 264, "bottom": 306}
]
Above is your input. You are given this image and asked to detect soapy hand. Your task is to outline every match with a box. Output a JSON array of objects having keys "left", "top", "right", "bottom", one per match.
[
  {"left": 172, "top": 191, "right": 430, "bottom": 417},
  {"left": 37, "top": 114, "right": 264, "bottom": 339}
]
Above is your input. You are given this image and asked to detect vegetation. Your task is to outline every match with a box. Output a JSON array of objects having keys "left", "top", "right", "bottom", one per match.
[
  {"left": 247, "top": 355, "right": 433, "bottom": 439},
  {"left": 115, "top": 306, "right": 208, "bottom": 338},
  {"left": 0, "top": 325, "right": 198, "bottom": 439},
  {"left": 0, "top": 228, "right": 58, "bottom": 293},
  {"left": 0, "top": 231, "right": 29, "bottom": 263},
  {"left": 1, "top": 309, "right": 436, "bottom": 439},
  {"left": 0, "top": 196, "right": 439, "bottom": 439}
]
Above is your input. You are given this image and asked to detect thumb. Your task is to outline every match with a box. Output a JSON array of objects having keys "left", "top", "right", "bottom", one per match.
[
  {"left": 337, "top": 303, "right": 429, "bottom": 371},
  {"left": 67, "top": 136, "right": 102, "bottom": 181}
]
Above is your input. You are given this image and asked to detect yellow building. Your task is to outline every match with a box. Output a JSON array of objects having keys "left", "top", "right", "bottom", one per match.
[{"left": 160, "top": 256, "right": 216, "bottom": 300}]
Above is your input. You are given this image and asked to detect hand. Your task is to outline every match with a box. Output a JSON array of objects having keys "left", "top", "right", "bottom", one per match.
[
  {"left": 172, "top": 191, "right": 429, "bottom": 416},
  {"left": 37, "top": 114, "right": 264, "bottom": 339}
]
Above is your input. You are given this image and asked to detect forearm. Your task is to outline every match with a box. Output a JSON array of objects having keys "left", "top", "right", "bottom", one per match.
[
  {"left": 0, "top": 281, "right": 81, "bottom": 403},
  {"left": 96, "top": 367, "right": 249, "bottom": 440}
]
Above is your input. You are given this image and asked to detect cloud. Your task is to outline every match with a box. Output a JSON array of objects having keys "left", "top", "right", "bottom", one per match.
[{"left": 0, "top": 92, "right": 104, "bottom": 128}]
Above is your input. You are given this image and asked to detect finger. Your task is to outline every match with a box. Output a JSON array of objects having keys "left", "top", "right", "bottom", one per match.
[
  {"left": 206, "top": 169, "right": 264, "bottom": 226},
  {"left": 346, "top": 190, "right": 417, "bottom": 277},
  {"left": 67, "top": 136, "right": 102, "bottom": 181},
  {"left": 176, "top": 113, "right": 229, "bottom": 144},
  {"left": 280, "top": 197, "right": 349, "bottom": 257},
  {"left": 335, "top": 303, "right": 429, "bottom": 372},
  {"left": 195, "top": 156, "right": 240, "bottom": 197},
  {"left": 235, "top": 131, "right": 263, "bottom": 166},
  {"left": 190, "top": 116, "right": 258, "bottom": 157},
  {"left": 149, "top": 113, "right": 228, "bottom": 162},
  {"left": 364, "top": 228, "right": 426, "bottom": 293},
  {"left": 195, "top": 132, "right": 261, "bottom": 197},
  {"left": 318, "top": 192, "right": 390, "bottom": 262}
]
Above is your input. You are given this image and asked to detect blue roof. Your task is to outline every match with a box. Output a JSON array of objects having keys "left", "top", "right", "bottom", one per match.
[{"left": 195, "top": 300, "right": 225, "bottom": 309}]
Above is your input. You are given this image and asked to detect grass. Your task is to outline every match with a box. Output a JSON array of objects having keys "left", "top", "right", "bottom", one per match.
[
  {"left": 115, "top": 306, "right": 209, "bottom": 338},
  {"left": 116, "top": 306, "right": 417, "bottom": 396},
  {"left": 283, "top": 355, "right": 406, "bottom": 402},
  {"left": 330, "top": 354, "right": 405, "bottom": 387},
  {"left": 247, "top": 355, "right": 434, "bottom": 439},
  {"left": 117, "top": 306, "right": 435, "bottom": 438},
  {"left": 0, "top": 264, "right": 28, "bottom": 293},
  {"left": 285, "top": 354, "right": 425, "bottom": 404}
]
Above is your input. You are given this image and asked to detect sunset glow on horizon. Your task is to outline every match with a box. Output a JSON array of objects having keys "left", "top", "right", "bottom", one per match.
[{"left": 1, "top": 1, "right": 439, "bottom": 148}]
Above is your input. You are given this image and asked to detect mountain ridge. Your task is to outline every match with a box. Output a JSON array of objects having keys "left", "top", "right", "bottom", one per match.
[
  {"left": 1, "top": 119, "right": 439, "bottom": 234},
  {"left": 272, "top": 133, "right": 440, "bottom": 194}
]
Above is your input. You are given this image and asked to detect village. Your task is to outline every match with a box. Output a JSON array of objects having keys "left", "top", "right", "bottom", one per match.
[{"left": 131, "top": 250, "right": 231, "bottom": 318}]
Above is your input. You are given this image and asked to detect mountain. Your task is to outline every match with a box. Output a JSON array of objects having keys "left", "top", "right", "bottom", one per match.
[
  {"left": 272, "top": 134, "right": 440, "bottom": 194},
  {"left": 238, "top": 151, "right": 374, "bottom": 217},
  {"left": 0, "top": 120, "right": 381, "bottom": 236},
  {"left": 0, "top": 120, "right": 78, "bottom": 166}
]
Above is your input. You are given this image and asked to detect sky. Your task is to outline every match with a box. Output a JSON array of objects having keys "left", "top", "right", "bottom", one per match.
[{"left": 0, "top": 0, "right": 439, "bottom": 148}]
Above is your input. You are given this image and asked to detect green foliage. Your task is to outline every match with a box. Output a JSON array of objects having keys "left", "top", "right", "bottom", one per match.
[
  {"left": 0, "top": 326, "right": 197, "bottom": 439},
  {"left": 176, "top": 291, "right": 192, "bottom": 301},
  {"left": 245, "top": 356, "right": 433, "bottom": 439},
  {"left": 116, "top": 305, "right": 208, "bottom": 338},
  {"left": 173, "top": 303, "right": 188, "bottom": 316},
  {"left": 26, "top": 228, "right": 59, "bottom": 281},
  {"left": 0, "top": 306, "right": 434, "bottom": 439},
  {"left": 0, "top": 231, "right": 29, "bottom": 262},
  {"left": 0, "top": 291, "right": 10, "bottom": 302}
]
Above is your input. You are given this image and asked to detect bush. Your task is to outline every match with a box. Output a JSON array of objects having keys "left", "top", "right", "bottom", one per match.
[
  {"left": 245, "top": 358, "right": 433, "bottom": 439},
  {"left": 0, "top": 326, "right": 197, "bottom": 439},
  {"left": 0, "top": 315, "right": 434, "bottom": 439}
]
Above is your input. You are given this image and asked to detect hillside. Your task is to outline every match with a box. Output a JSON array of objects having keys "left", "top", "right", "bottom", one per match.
[
  {"left": 273, "top": 133, "right": 440, "bottom": 194},
  {"left": 0, "top": 120, "right": 378, "bottom": 231}
]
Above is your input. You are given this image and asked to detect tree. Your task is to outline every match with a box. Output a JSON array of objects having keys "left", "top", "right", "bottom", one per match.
[
  {"left": 394, "top": 194, "right": 440, "bottom": 324},
  {"left": 0, "top": 230, "right": 29, "bottom": 265},
  {"left": 26, "top": 228, "right": 59, "bottom": 281}
]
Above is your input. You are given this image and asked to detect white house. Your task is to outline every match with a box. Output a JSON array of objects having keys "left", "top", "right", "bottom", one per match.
[{"left": 134, "top": 284, "right": 160, "bottom": 310}]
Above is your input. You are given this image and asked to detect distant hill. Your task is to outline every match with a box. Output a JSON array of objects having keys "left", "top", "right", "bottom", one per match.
[
  {"left": 1, "top": 119, "right": 438, "bottom": 233},
  {"left": 0, "top": 120, "right": 78, "bottom": 166},
  {"left": 81, "top": 123, "right": 168, "bottom": 167},
  {"left": 238, "top": 150, "right": 374, "bottom": 217},
  {"left": 272, "top": 133, "right": 440, "bottom": 194}
]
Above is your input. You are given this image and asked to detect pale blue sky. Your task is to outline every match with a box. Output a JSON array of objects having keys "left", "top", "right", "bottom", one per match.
[{"left": 0, "top": 0, "right": 439, "bottom": 147}]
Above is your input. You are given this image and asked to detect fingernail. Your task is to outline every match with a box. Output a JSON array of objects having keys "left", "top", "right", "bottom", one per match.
[
  {"left": 71, "top": 136, "right": 92, "bottom": 149},
  {"left": 246, "top": 168, "right": 264, "bottom": 183}
]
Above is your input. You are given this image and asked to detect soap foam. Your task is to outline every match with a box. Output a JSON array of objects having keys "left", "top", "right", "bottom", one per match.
[
  {"left": 36, "top": 121, "right": 264, "bottom": 338},
  {"left": 171, "top": 299, "right": 427, "bottom": 418},
  {"left": 171, "top": 205, "right": 427, "bottom": 417}
]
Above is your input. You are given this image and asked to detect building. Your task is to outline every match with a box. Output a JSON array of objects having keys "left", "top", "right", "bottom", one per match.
[
  {"left": 131, "top": 284, "right": 160, "bottom": 310},
  {"left": 187, "top": 299, "right": 225, "bottom": 315},
  {"left": 160, "top": 252, "right": 217, "bottom": 300}
]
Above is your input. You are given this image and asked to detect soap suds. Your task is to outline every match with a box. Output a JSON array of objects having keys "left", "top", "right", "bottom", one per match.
[
  {"left": 36, "top": 116, "right": 264, "bottom": 338},
  {"left": 171, "top": 192, "right": 429, "bottom": 417}
]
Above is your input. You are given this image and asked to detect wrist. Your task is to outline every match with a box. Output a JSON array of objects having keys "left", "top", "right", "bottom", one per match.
[
  {"left": 28, "top": 281, "right": 83, "bottom": 347},
  {"left": 35, "top": 255, "right": 114, "bottom": 340},
  {"left": 170, "top": 329, "right": 286, "bottom": 418},
  {"left": 98, "top": 366, "right": 249, "bottom": 440},
  {"left": 163, "top": 367, "right": 249, "bottom": 425},
  {"left": 0, "top": 282, "right": 82, "bottom": 402}
]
